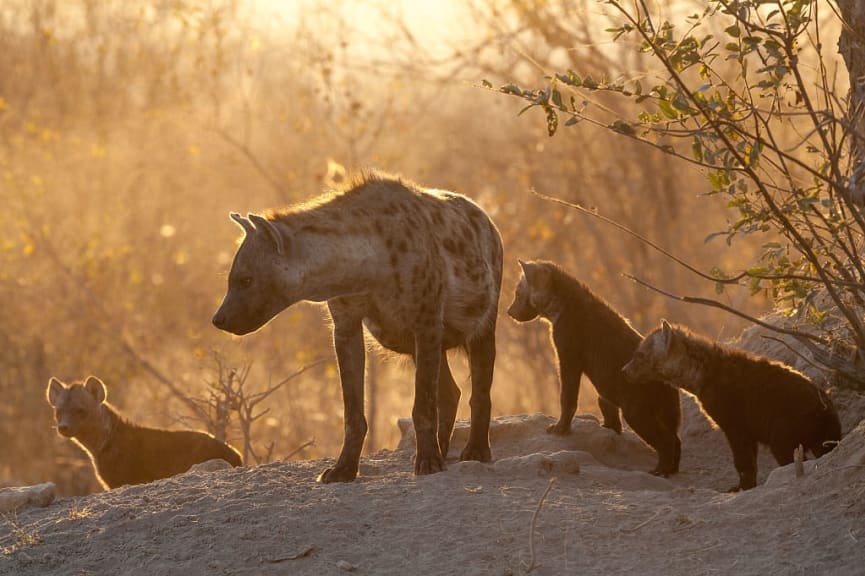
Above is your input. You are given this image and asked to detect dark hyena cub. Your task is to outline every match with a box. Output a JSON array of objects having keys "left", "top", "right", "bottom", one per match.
[
  {"left": 507, "top": 260, "right": 681, "bottom": 476},
  {"left": 622, "top": 320, "right": 842, "bottom": 491},
  {"left": 213, "top": 172, "right": 503, "bottom": 482},
  {"left": 47, "top": 376, "right": 242, "bottom": 489}
]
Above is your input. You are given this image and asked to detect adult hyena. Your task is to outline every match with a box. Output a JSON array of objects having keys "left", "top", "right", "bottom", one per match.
[
  {"left": 212, "top": 172, "right": 503, "bottom": 482},
  {"left": 47, "top": 376, "right": 243, "bottom": 489}
]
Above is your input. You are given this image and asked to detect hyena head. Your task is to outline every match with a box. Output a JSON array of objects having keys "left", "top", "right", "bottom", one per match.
[
  {"left": 212, "top": 213, "right": 301, "bottom": 336},
  {"left": 46, "top": 376, "right": 107, "bottom": 439},
  {"left": 507, "top": 260, "right": 554, "bottom": 322},
  {"left": 622, "top": 319, "right": 683, "bottom": 383}
]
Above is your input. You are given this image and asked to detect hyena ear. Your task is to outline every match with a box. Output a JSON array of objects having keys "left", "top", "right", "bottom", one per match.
[
  {"left": 518, "top": 260, "right": 539, "bottom": 280},
  {"left": 46, "top": 377, "right": 65, "bottom": 406},
  {"left": 84, "top": 376, "right": 108, "bottom": 404},
  {"left": 660, "top": 319, "right": 674, "bottom": 352},
  {"left": 248, "top": 213, "right": 285, "bottom": 255},
  {"left": 523, "top": 261, "right": 551, "bottom": 289},
  {"left": 229, "top": 212, "right": 256, "bottom": 237}
]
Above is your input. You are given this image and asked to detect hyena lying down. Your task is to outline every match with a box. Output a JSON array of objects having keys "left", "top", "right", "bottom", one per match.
[
  {"left": 213, "top": 172, "right": 503, "bottom": 482},
  {"left": 47, "top": 376, "right": 242, "bottom": 489},
  {"left": 623, "top": 320, "right": 842, "bottom": 491},
  {"left": 507, "top": 260, "right": 681, "bottom": 476}
]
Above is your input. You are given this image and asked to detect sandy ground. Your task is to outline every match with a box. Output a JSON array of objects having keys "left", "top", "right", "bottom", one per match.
[{"left": 2, "top": 394, "right": 864, "bottom": 576}]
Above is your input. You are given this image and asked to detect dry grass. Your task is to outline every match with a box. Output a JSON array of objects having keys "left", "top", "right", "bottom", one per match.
[{"left": 0, "top": 0, "right": 771, "bottom": 496}]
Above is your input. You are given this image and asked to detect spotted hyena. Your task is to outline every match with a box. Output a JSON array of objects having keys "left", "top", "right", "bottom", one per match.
[
  {"left": 622, "top": 320, "right": 842, "bottom": 491},
  {"left": 212, "top": 172, "right": 503, "bottom": 482},
  {"left": 507, "top": 260, "right": 681, "bottom": 476},
  {"left": 47, "top": 376, "right": 242, "bottom": 489}
]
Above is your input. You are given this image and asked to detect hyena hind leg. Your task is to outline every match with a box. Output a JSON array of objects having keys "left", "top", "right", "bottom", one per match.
[
  {"left": 438, "top": 352, "right": 461, "bottom": 459},
  {"left": 598, "top": 396, "right": 622, "bottom": 434},
  {"left": 460, "top": 329, "right": 495, "bottom": 463}
]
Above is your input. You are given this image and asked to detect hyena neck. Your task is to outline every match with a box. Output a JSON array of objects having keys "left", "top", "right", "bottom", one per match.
[
  {"left": 74, "top": 404, "right": 118, "bottom": 457},
  {"left": 542, "top": 295, "right": 565, "bottom": 325},
  {"left": 295, "top": 231, "right": 386, "bottom": 302},
  {"left": 668, "top": 369, "right": 705, "bottom": 394},
  {"left": 666, "top": 335, "right": 708, "bottom": 394}
]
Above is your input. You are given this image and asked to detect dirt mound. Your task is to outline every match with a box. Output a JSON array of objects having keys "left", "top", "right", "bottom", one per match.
[{"left": 1, "top": 413, "right": 863, "bottom": 576}]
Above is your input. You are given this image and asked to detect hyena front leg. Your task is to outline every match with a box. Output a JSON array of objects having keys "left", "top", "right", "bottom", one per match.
[
  {"left": 437, "top": 353, "right": 460, "bottom": 459},
  {"left": 549, "top": 347, "right": 582, "bottom": 435},
  {"left": 413, "top": 326, "right": 445, "bottom": 475},
  {"left": 319, "top": 309, "right": 367, "bottom": 483},
  {"left": 725, "top": 429, "right": 759, "bottom": 491},
  {"left": 461, "top": 326, "right": 495, "bottom": 463},
  {"left": 598, "top": 396, "right": 622, "bottom": 434}
]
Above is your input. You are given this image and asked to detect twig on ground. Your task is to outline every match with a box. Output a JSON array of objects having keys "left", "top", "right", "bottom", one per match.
[
  {"left": 622, "top": 506, "right": 670, "bottom": 533},
  {"left": 523, "top": 477, "right": 557, "bottom": 574},
  {"left": 260, "top": 545, "right": 316, "bottom": 563},
  {"left": 794, "top": 444, "right": 805, "bottom": 478}
]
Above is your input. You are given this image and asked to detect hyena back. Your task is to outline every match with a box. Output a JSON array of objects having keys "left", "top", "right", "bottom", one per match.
[
  {"left": 213, "top": 172, "right": 503, "bottom": 481},
  {"left": 47, "top": 376, "right": 242, "bottom": 489},
  {"left": 623, "top": 320, "right": 842, "bottom": 490}
]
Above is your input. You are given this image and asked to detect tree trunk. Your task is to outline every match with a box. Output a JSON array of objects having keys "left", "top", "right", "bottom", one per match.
[{"left": 837, "top": 0, "right": 865, "bottom": 206}]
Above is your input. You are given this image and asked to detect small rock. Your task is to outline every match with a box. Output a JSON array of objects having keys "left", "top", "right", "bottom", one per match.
[
  {"left": 189, "top": 458, "right": 234, "bottom": 474},
  {"left": 0, "top": 482, "right": 55, "bottom": 513},
  {"left": 337, "top": 560, "right": 356, "bottom": 571}
]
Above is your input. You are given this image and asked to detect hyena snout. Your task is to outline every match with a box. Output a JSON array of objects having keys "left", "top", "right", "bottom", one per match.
[
  {"left": 212, "top": 309, "right": 227, "bottom": 330},
  {"left": 55, "top": 419, "right": 75, "bottom": 437},
  {"left": 211, "top": 305, "right": 253, "bottom": 336},
  {"left": 212, "top": 300, "right": 242, "bottom": 332}
]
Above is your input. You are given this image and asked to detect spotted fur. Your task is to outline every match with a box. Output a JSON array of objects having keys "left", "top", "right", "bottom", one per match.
[{"left": 213, "top": 172, "right": 503, "bottom": 481}]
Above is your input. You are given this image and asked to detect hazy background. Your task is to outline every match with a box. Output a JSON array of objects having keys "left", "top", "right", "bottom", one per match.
[{"left": 1, "top": 0, "right": 790, "bottom": 495}]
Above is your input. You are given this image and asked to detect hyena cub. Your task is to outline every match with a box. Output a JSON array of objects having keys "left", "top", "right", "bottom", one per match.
[
  {"left": 47, "top": 376, "right": 242, "bottom": 489},
  {"left": 213, "top": 172, "right": 503, "bottom": 482},
  {"left": 508, "top": 260, "right": 681, "bottom": 476},
  {"left": 622, "top": 320, "right": 842, "bottom": 491}
]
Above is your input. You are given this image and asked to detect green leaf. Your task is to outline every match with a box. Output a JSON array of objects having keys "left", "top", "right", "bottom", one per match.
[
  {"left": 672, "top": 92, "right": 690, "bottom": 112},
  {"left": 692, "top": 138, "right": 703, "bottom": 162},
  {"left": 517, "top": 104, "right": 535, "bottom": 117},
  {"left": 704, "top": 231, "right": 726, "bottom": 244},
  {"left": 609, "top": 120, "right": 635, "bottom": 136},
  {"left": 545, "top": 106, "right": 558, "bottom": 137},
  {"left": 658, "top": 99, "right": 678, "bottom": 119}
]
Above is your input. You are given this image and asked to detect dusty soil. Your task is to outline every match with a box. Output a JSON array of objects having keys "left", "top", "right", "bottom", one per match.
[{"left": 2, "top": 395, "right": 864, "bottom": 576}]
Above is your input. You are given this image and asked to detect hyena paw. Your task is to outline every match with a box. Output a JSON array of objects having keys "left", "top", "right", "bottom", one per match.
[
  {"left": 414, "top": 453, "right": 445, "bottom": 476},
  {"left": 650, "top": 463, "right": 678, "bottom": 477},
  {"left": 459, "top": 443, "right": 491, "bottom": 463},
  {"left": 316, "top": 465, "right": 358, "bottom": 483},
  {"left": 546, "top": 421, "right": 571, "bottom": 436},
  {"left": 602, "top": 421, "right": 623, "bottom": 435}
]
